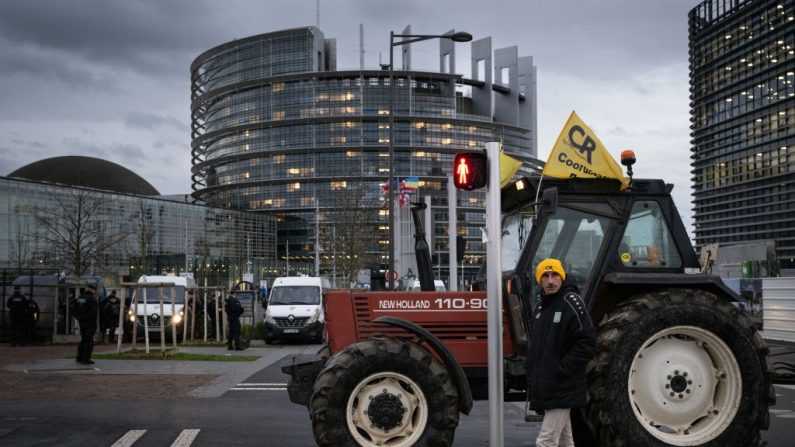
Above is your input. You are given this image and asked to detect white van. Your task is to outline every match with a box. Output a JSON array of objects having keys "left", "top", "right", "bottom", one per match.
[
  {"left": 129, "top": 275, "right": 197, "bottom": 338},
  {"left": 263, "top": 276, "right": 329, "bottom": 344}
]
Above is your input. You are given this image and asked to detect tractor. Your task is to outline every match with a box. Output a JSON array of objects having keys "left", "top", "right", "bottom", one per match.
[{"left": 282, "top": 174, "right": 774, "bottom": 447}]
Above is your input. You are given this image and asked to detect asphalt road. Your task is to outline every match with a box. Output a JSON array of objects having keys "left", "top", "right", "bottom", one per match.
[{"left": 1, "top": 346, "right": 794, "bottom": 446}]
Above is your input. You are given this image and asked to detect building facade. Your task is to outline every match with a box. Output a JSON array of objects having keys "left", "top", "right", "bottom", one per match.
[
  {"left": 0, "top": 176, "right": 277, "bottom": 289},
  {"left": 689, "top": 0, "right": 795, "bottom": 270},
  {"left": 190, "top": 27, "right": 540, "bottom": 287}
]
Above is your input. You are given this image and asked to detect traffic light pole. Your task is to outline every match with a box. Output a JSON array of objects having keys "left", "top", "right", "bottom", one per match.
[
  {"left": 484, "top": 141, "right": 504, "bottom": 446},
  {"left": 447, "top": 180, "right": 457, "bottom": 291}
]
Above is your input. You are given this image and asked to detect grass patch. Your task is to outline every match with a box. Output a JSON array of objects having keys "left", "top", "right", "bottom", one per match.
[{"left": 91, "top": 350, "right": 259, "bottom": 362}]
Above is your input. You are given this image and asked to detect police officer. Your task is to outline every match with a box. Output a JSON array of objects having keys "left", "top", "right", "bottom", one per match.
[
  {"left": 6, "top": 286, "right": 28, "bottom": 346},
  {"left": 102, "top": 290, "right": 121, "bottom": 343},
  {"left": 72, "top": 284, "right": 99, "bottom": 365},
  {"left": 25, "top": 293, "right": 40, "bottom": 344},
  {"left": 224, "top": 293, "right": 244, "bottom": 351}
]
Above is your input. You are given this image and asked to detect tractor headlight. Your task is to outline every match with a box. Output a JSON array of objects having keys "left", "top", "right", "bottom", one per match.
[{"left": 172, "top": 314, "right": 182, "bottom": 324}]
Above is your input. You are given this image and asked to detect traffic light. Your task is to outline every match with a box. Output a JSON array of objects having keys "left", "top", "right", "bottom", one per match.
[{"left": 453, "top": 151, "right": 487, "bottom": 190}]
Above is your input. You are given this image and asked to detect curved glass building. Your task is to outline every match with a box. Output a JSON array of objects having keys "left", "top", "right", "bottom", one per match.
[{"left": 190, "top": 27, "right": 539, "bottom": 287}]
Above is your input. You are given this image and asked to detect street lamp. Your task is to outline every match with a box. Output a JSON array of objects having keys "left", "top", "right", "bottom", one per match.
[{"left": 386, "top": 30, "right": 472, "bottom": 290}]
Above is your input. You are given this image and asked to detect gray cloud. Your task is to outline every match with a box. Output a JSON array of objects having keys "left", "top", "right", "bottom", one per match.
[{"left": 124, "top": 112, "right": 186, "bottom": 131}]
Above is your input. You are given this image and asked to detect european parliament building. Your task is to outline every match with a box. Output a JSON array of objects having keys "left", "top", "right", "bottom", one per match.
[
  {"left": 689, "top": 0, "right": 795, "bottom": 270},
  {"left": 189, "top": 27, "right": 540, "bottom": 286}
]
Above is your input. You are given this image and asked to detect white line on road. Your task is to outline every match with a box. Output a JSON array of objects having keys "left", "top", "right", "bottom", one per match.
[
  {"left": 170, "top": 429, "right": 200, "bottom": 447},
  {"left": 111, "top": 430, "right": 146, "bottom": 447},
  {"left": 230, "top": 387, "right": 287, "bottom": 391},
  {"left": 236, "top": 383, "right": 287, "bottom": 386}
]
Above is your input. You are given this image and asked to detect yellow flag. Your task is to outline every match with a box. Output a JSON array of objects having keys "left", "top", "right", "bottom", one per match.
[
  {"left": 500, "top": 151, "right": 523, "bottom": 188},
  {"left": 543, "top": 111, "right": 629, "bottom": 189}
]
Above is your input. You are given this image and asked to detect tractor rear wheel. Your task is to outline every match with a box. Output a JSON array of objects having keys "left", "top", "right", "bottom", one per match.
[
  {"left": 309, "top": 337, "right": 459, "bottom": 447},
  {"left": 588, "top": 289, "right": 774, "bottom": 446}
]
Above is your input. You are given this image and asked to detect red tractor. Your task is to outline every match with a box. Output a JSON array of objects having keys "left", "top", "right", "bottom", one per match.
[{"left": 283, "top": 176, "right": 774, "bottom": 447}]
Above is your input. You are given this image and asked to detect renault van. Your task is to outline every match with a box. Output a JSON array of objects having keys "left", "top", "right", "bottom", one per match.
[{"left": 263, "top": 276, "right": 329, "bottom": 344}]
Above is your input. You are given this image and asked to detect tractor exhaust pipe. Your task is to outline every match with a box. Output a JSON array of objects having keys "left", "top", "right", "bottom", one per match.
[{"left": 410, "top": 202, "right": 435, "bottom": 292}]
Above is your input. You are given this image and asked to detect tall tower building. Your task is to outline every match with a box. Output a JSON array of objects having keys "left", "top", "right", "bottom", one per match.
[
  {"left": 689, "top": 0, "right": 795, "bottom": 270},
  {"left": 190, "top": 27, "right": 539, "bottom": 286}
]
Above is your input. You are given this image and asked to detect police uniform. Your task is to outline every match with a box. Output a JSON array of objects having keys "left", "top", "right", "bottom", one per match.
[
  {"left": 6, "top": 288, "right": 29, "bottom": 346},
  {"left": 73, "top": 286, "right": 99, "bottom": 365}
]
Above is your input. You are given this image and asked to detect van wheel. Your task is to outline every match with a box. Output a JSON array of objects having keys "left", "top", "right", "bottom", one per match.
[
  {"left": 309, "top": 338, "right": 459, "bottom": 447},
  {"left": 588, "top": 289, "right": 774, "bottom": 446}
]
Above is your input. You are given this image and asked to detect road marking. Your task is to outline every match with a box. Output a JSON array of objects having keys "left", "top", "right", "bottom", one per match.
[
  {"left": 230, "top": 387, "right": 287, "bottom": 391},
  {"left": 170, "top": 429, "right": 200, "bottom": 447},
  {"left": 111, "top": 430, "right": 146, "bottom": 447},
  {"left": 777, "top": 413, "right": 795, "bottom": 418},
  {"left": 236, "top": 383, "right": 287, "bottom": 386}
]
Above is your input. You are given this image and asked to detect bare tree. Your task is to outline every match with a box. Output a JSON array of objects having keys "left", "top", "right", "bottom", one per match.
[
  {"left": 324, "top": 181, "right": 381, "bottom": 287},
  {"left": 127, "top": 199, "right": 157, "bottom": 276},
  {"left": 34, "top": 188, "right": 127, "bottom": 277},
  {"left": 9, "top": 211, "right": 34, "bottom": 270}
]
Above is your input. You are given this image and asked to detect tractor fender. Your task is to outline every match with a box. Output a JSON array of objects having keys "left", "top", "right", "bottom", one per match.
[{"left": 374, "top": 316, "right": 474, "bottom": 415}]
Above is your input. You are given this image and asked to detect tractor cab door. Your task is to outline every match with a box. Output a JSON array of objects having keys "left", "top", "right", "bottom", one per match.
[{"left": 520, "top": 201, "right": 617, "bottom": 312}]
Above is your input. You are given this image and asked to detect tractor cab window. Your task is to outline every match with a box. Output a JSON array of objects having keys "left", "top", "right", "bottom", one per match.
[
  {"left": 619, "top": 201, "right": 682, "bottom": 268},
  {"left": 501, "top": 209, "right": 534, "bottom": 273},
  {"left": 530, "top": 204, "right": 611, "bottom": 298}
]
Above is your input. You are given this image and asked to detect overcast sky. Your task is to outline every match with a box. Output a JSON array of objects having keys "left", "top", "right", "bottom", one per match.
[{"left": 0, "top": 0, "right": 700, "bottom": 232}]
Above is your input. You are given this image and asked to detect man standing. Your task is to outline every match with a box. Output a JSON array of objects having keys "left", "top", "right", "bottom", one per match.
[
  {"left": 6, "top": 286, "right": 28, "bottom": 346},
  {"left": 527, "top": 259, "right": 596, "bottom": 447},
  {"left": 25, "top": 293, "right": 40, "bottom": 344},
  {"left": 224, "top": 293, "right": 244, "bottom": 351},
  {"left": 102, "top": 290, "right": 121, "bottom": 343},
  {"left": 72, "top": 284, "right": 99, "bottom": 365}
]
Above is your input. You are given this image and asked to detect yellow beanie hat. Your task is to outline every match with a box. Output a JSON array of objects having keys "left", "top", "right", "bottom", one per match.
[{"left": 535, "top": 258, "right": 566, "bottom": 284}]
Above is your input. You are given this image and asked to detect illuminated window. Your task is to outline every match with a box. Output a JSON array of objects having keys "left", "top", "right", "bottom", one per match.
[
  {"left": 331, "top": 136, "right": 348, "bottom": 144},
  {"left": 469, "top": 140, "right": 478, "bottom": 147},
  {"left": 273, "top": 199, "right": 285, "bottom": 207},
  {"left": 288, "top": 168, "right": 300, "bottom": 175},
  {"left": 379, "top": 153, "right": 389, "bottom": 157},
  {"left": 415, "top": 122, "right": 426, "bottom": 129},
  {"left": 442, "top": 138, "right": 452, "bottom": 145},
  {"left": 289, "top": 182, "right": 301, "bottom": 191},
  {"left": 263, "top": 199, "right": 273, "bottom": 206},
  {"left": 272, "top": 83, "right": 285, "bottom": 92},
  {"left": 346, "top": 151, "right": 360, "bottom": 157},
  {"left": 272, "top": 111, "right": 285, "bottom": 121},
  {"left": 243, "top": 172, "right": 250, "bottom": 179},
  {"left": 413, "top": 152, "right": 426, "bottom": 157},
  {"left": 300, "top": 197, "right": 315, "bottom": 206},
  {"left": 330, "top": 181, "right": 348, "bottom": 190},
  {"left": 378, "top": 109, "right": 390, "bottom": 115},
  {"left": 378, "top": 167, "right": 389, "bottom": 173},
  {"left": 378, "top": 138, "right": 390, "bottom": 143},
  {"left": 244, "top": 144, "right": 250, "bottom": 151}
]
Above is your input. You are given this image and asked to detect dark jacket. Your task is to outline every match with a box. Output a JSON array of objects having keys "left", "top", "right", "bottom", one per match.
[
  {"left": 526, "top": 283, "right": 596, "bottom": 411},
  {"left": 71, "top": 291, "right": 99, "bottom": 327},
  {"left": 7, "top": 293, "right": 28, "bottom": 320},
  {"left": 224, "top": 297, "right": 244, "bottom": 320}
]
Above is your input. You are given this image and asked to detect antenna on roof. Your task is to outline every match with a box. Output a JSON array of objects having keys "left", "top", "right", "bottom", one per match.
[{"left": 316, "top": 0, "right": 320, "bottom": 28}]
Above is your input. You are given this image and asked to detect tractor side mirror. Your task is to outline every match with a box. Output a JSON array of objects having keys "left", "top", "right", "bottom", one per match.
[{"left": 539, "top": 187, "right": 558, "bottom": 216}]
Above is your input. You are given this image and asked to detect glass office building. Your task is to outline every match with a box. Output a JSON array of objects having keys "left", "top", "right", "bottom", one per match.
[
  {"left": 0, "top": 175, "right": 277, "bottom": 288},
  {"left": 190, "top": 27, "right": 540, "bottom": 286},
  {"left": 689, "top": 0, "right": 795, "bottom": 269}
]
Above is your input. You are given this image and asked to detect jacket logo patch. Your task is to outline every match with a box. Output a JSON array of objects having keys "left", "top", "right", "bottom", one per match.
[{"left": 553, "top": 311, "right": 562, "bottom": 323}]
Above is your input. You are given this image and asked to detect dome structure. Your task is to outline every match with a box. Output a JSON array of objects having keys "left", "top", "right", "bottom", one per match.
[{"left": 8, "top": 156, "right": 160, "bottom": 196}]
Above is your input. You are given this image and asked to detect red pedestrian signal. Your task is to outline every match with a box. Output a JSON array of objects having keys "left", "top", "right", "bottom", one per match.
[{"left": 453, "top": 152, "right": 487, "bottom": 190}]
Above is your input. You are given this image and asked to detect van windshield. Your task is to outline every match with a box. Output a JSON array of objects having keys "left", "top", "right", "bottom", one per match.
[
  {"left": 137, "top": 286, "right": 186, "bottom": 304},
  {"left": 269, "top": 286, "right": 320, "bottom": 305}
]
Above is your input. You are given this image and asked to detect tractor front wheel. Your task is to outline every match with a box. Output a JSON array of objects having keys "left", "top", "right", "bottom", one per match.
[{"left": 309, "top": 338, "right": 459, "bottom": 447}]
